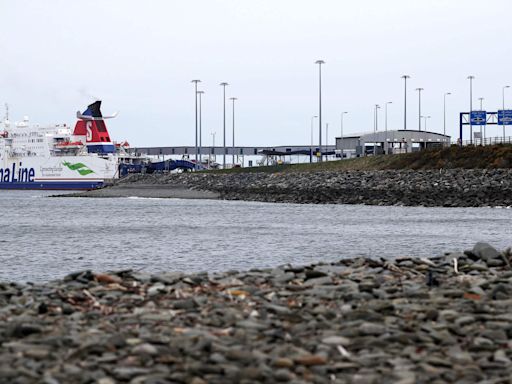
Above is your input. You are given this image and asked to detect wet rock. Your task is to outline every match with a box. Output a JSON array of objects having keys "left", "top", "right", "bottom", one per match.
[
  {"left": 272, "top": 357, "right": 294, "bottom": 368},
  {"left": 131, "top": 343, "right": 158, "bottom": 356},
  {"left": 472, "top": 242, "right": 501, "bottom": 261},
  {"left": 294, "top": 355, "right": 328, "bottom": 366},
  {"left": 171, "top": 298, "right": 198, "bottom": 310},
  {"left": 321, "top": 336, "right": 351, "bottom": 346},
  {"left": 359, "top": 322, "right": 387, "bottom": 336},
  {"left": 8, "top": 323, "right": 43, "bottom": 338},
  {"left": 274, "top": 369, "right": 294, "bottom": 382}
]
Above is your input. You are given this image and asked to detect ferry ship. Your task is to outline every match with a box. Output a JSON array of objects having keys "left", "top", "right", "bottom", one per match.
[{"left": 0, "top": 101, "right": 140, "bottom": 190}]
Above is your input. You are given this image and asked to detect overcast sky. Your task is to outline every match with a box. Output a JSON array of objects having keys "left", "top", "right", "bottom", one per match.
[{"left": 1, "top": 0, "right": 511, "bottom": 147}]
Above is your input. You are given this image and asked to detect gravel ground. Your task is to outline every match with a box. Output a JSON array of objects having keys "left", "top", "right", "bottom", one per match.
[
  {"left": 1, "top": 242, "right": 512, "bottom": 383},
  {"left": 65, "top": 184, "right": 220, "bottom": 199}
]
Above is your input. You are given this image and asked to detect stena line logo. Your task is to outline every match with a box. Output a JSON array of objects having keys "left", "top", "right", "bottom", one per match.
[
  {"left": 0, "top": 162, "right": 36, "bottom": 183},
  {"left": 86, "top": 121, "right": 93, "bottom": 141},
  {"left": 62, "top": 161, "right": 95, "bottom": 176}
]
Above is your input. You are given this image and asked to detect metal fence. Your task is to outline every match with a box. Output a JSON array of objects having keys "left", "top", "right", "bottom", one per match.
[{"left": 457, "top": 136, "right": 512, "bottom": 146}]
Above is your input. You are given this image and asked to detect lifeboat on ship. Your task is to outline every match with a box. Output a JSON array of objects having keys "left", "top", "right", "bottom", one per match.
[
  {"left": 115, "top": 140, "right": 130, "bottom": 149},
  {"left": 54, "top": 141, "right": 84, "bottom": 149}
]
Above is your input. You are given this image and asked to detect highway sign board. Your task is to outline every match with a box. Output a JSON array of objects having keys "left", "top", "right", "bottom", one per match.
[
  {"left": 498, "top": 110, "right": 512, "bottom": 125},
  {"left": 470, "top": 111, "right": 487, "bottom": 125}
]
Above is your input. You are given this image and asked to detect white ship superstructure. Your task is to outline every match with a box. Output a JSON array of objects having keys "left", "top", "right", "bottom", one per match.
[{"left": 0, "top": 101, "right": 136, "bottom": 189}]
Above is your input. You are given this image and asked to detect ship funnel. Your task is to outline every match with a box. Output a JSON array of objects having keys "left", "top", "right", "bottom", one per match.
[{"left": 73, "top": 101, "right": 116, "bottom": 154}]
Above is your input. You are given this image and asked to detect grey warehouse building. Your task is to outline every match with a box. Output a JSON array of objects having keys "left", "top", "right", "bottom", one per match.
[{"left": 335, "top": 130, "right": 451, "bottom": 157}]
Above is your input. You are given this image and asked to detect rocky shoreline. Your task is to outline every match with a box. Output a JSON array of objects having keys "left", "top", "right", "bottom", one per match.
[
  {"left": 83, "top": 168, "right": 512, "bottom": 207},
  {"left": 2, "top": 242, "right": 512, "bottom": 383}
]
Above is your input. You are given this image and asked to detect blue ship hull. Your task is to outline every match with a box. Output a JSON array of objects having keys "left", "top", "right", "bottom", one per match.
[{"left": 0, "top": 181, "right": 104, "bottom": 190}]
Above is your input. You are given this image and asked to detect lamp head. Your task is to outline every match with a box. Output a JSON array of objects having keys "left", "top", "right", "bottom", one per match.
[
  {"left": 220, "top": 82, "right": 229, "bottom": 86},
  {"left": 191, "top": 79, "right": 201, "bottom": 83},
  {"left": 401, "top": 74, "right": 410, "bottom": 79},
  {"left": 315, "top": 60, "right": 325, "bottom": 64}
]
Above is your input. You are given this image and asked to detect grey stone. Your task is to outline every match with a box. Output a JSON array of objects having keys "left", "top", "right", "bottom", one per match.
[{"left": 473, "top": 242, "right": 501, "bottom": 261}]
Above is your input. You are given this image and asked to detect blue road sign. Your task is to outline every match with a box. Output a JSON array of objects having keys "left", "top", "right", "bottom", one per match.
[
  {"left": 498, "top": 110, "right": 512, "bottom": 125},
  {"left": 470, "top": 111, "right": 487, "bottom": 125}
]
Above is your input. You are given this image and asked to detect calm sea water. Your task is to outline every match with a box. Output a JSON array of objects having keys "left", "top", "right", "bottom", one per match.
[{"left": 1, "top": 190, "right": 511, "bottom": 283}]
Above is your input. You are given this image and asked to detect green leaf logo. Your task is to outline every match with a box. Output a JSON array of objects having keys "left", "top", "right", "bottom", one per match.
[{"left": 62, "top": 162, "right": 95, "bottom": 176}]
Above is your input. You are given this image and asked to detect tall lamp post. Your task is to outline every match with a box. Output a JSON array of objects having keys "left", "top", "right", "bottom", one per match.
[
  {"left": 385, "top": 102, "right": 392, "bottom": 154},
  {"left": 197, "top": 90, "right": 204, "bottom": 164},
  {"left": 326, "top": 123, "right": 329, "bottom": 148},
  {"left": 478, "top": 97, "right": 485, "bottom": 145},
  {"left": 220, "top": 82, "right": 229, "bottom": 168},
  {"left": 340, "top": 112, "right": 348, "bottom": 159},
  {"left": 230, "top": 97, "right": 237, "bottom": 166},
  {"left": 374, "top": 105, "right": 380, "bottom": 154},
  {"left": 315, "top": 60, "right": 325, "bottom": 161},
  {"left": 443, "top": 92, "right": 451, "bottom": 136},
  {"left": 401, "top": 75, "right": 410, "bottom": 130},
  {"left": 422, "top": 115, "right": 431, "bottom": 131},
  {"left": 503, "top": 85, "right": 510, "bottom": 141},
  {"left": 310, "top": 115, "right": 317, "bottom": 163},
  {"left": 416, "top": 88, "right": 424, "bottom": 131},
  {"left": 467, "top": 75, "right": 475, "bottom": 144},
  {"left": 191, "top": 79, "right": 201, "bottom": 169},
  {"left": 210, "top": 132, "right": 216, "bottom": 166},
  {"left": 478, "top": 97, "right": 484, "bottom": 111}
]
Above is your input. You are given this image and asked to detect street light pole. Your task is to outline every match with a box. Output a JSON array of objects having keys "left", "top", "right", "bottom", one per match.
[
  {"left": 326, "top": 123, "right": 329, "bottom": 150},
  {"left": 316, "top": 60, "right": 325, "bottom": 161},
  {"left": 310, "top": 115, "right": 317, "bottom": 163},
  {"left": 401, "top": 75, "right": 410, "bottom": 130},
  {"left": 467, "top": 75, "right": 475, "bottom": 144},
  {"left": 230, "top": 97, "right": 237, "bottom": 166},
  {"left": 416, "top": 88, "right": 424, "bottom": 131},
  {"left": 191, "top": 80, "right": 201, "bottom": 169},
  {"left": 374, "top": 105, "right": 380, "bottom": 154},
  {"left": 220, "top": 82, "right": 229, "bottom": 168},
  {"left": 340, "top": 112, "right": 348, "bottom": 159},
  {"left": 210, "top": 131, "right": 216, "bottom": 166},
  {"left": 423, "top": 115, "right": 431, "bottom": 131},
  {"left": 197, "top": 90, "right": 204, "bottom": 165},
  {"left": 503, "top": 86, "right": 510, "bottom": 141},
  {"left": 443, "top": 92, "right": 451, "bottom": 136},
  {"left": 478, "top": 97, "right": 485, "bottom": 145},
  {"left": 374, "top": 104, "right": 380, "bottom": 133},
  {"left": 385, "top": 102, "right": 392, "bottom": 154}
]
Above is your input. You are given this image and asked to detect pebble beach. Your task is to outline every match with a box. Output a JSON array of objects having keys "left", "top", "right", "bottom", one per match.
[{"left": 2, "top": 242, "right": 512, "bottom": 383}]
